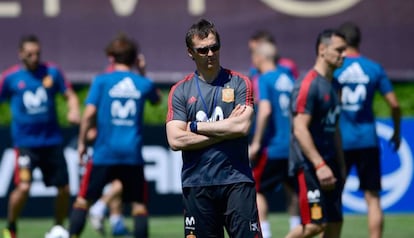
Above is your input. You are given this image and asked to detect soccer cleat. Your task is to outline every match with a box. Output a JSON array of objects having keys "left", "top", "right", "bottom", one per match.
[
  {"left": 89, "top": 214, "right": 106, "bottom": 237},
  {"left": 111, "top": 220, "right": 131, "bottom": 237},
  {"left": 2, "top": 229, "right": 16, "bottom": 238}
]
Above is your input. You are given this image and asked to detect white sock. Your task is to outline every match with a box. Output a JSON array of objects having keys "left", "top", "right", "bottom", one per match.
[
  {"left": 261, "top": 220, "right": 272, "bottom": 238},
  {"left": 109, "top": 214, "right": 123, "bottom": 227},
  {"left": 289, "top": 216, "right": 301, "bottom": 230},
  {"left": 89, "top": 200, "right": 106, "bottom": 218}
]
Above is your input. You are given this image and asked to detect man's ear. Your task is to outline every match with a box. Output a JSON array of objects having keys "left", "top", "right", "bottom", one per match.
[
  {"left": 187, "top": 48, "right": 195, "bottom": 60},
  {"left": 319, "top": 44, "right": 326, "bottom": 57}
]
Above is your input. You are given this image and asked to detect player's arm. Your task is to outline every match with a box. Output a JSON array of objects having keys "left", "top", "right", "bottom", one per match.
[
  {"left": 293, "top": 113, "right": 336, "bottom": 189},
  {"left": 166, "top": 120, "right": 223, "bottom": 151},
  {"left": 78, "top": 104, "right": 97, "bottom": 164},
  {"left": 384, "top": 91, "right": 401, "bottom": 150},
  {"left": 196, "top": 104, "right": 253, "bottom": 139},
  {"left": 64, "top": 88, "right": 81, "bottom": 124},
  {"left": 249, "top": 100, "right": 271, "bottom": 160}
]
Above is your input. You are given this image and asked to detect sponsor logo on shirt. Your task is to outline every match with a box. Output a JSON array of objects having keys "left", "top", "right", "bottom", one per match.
[
  {"left": 109, "top": 77, "right": 141, "bottom": 126},
  {"left": 23, "top": 87, "right": 48, "bottom": 114}
]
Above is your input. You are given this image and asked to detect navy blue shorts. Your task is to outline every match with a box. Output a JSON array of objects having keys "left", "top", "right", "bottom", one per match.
[
  {"left": 78, "top": 163, "right": 147, "bottom": 204},
  {"left": 296, "top": 161, "right": 344, "bottom": 225},
  {"left": 344, "top": 147, "right": 381, "bottom": 191},
  {"left": 252, "top": 150, "right": 296, "bottom": 193},
  {"left": 15, "top": 146, "right": 68, "bottom": 187},
  {"left": 182, "top": 183, "right": 262, "bottom": 238}
]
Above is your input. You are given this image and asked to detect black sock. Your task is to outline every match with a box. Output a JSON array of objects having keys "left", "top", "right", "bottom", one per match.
[
  {"left": 7, "top": 221, "right": 16, "bottom": 233},
  {"left": 133, "top": 215, "right": 148, "bottom": 238},
  {"left": 69, "top": 208, "right": 88, "bottom": 236}
]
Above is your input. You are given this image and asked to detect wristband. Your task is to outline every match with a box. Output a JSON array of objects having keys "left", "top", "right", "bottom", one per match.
[
  {"left": 190, "top": 121, "right": 198, "bottom": 133},
  {"left": 315, "top": 160, "right": 326, "bottom": 170}
]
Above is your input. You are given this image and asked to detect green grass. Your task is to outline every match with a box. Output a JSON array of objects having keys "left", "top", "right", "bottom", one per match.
[{"left": 1, "top": 213, "right": 414, "bottom": 237}]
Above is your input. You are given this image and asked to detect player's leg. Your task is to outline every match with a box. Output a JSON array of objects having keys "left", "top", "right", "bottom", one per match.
[
  {"left": 251, "top": 150, "right": 271, "bottom": 237},
  {"left": 3, "top": 148, "right": 36, "bottom": 237},
  {"left": 356, "top": 148, "right": 383, "bottom": 238},
  {"left": 40, "top": 146, "right": 70, "bottom": 226},
  {"left": 89, "top": 179, "right": 126, "bottom": 234},
  {"left": 224, "top": 182, "right": 262, "bottom": 238},
  {"left": 285, "top": 169, "right": 326, "bottom": 238},
  {"left": 284, "top": 180, "right": 300, "bottom": 230},
  {"left": 182, "top": 186, "right": 224, "bottom": 238},
  {"left": 69, "top": 163, "right": 108, "bottom": 236},
  {"left": 121, "top": 165, "right": 147, "bottom": 238}
]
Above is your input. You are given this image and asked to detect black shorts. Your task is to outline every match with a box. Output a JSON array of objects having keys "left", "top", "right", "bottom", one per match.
[
  {"left": 78, "top": 163, "right": 147, "bottom": 204},
  {"left": 182, "top": 183, "right": 262, "bottom": 238},
  {"left": 344, "top": 147, "right": 381, "bottom": 191},
  {"left": 296, "top": 162, "right": 344, "bottom": 225},
  {"left": 252, "top": 151, "right": 295, "bottom": 193},
  {"left": 15, "top": 146, "right": 68, "bottom": 187}
]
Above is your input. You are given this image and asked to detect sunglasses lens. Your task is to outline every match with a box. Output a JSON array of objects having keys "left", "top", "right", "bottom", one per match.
[
  {"left": 211, "top": 44, "right": 220, "bottom": 52},
  {"left": 197, "top": 47, "right": 209, "bottom": 54}
]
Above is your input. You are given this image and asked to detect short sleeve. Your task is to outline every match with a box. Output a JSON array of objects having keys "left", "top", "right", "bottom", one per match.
[
  {"left": 166, "top": 83, "right": 187, "bottom": 122},
  {"left": 52, "top": 67, "right": 71, "bottom": 94},
  {"left": 0, "top": 74, "right": 10, "bottom": 102},
  {"left": 235, "top": 74, "right": 253, "bottom": 107},
  {"left": 145, "top": 80, "right": 161, "bottom": 104},
  {"left": 376, "top": 65, "right": 393, "bottom": 95},
  {"left": 258, "top": 74, "right": 270, "bottom": 101},
  {"left": 292, "top": 71, "right": 318, "bottom": 115}
]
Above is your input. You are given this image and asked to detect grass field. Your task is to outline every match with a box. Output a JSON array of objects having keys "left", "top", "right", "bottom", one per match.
[{"left": 1, "top": 213, "right": 414, "bottom": 237}]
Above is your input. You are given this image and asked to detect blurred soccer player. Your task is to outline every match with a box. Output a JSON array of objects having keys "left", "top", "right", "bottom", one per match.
[
  {"left": 249, "top": 41, "right": 299, "bottom": 238},
  {"left": 285, "top": 29, "right": 347, "bottom": 238},
  {"left": 0, "top": 35, "right": 80, "bottom": 238},
  {"left": 166, "top": 19, "right": 262, "bottom": 238},
  {"left": 68, "top": 35, "right": 161, "bottom": 238},
  {"left": 88, "top": 34, "right": 152, "bottom": 237},
  {"left": 334, "top": 22, "right": 401, "bottom": 238}
]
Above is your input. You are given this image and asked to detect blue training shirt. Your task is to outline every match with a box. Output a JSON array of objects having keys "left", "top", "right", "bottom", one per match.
[
  {"left": 0, "top": 63, "right": 69, "bottom": 147},
  {"left": 333, "top": 55, "right": 393, "bottom": 150},
  {"left": 86, "top": 71, "right": 159, "bottom": 165},
  {"left": 258, "top": 68, "right": 294, "bottom": 159}
]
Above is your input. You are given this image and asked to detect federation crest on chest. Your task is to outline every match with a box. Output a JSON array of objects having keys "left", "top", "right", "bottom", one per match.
[
  {"left": 222, "top": 87, "right": 234, "bottom": 103},
  {"left": 42, "top": 75, "right": 53, "bottom": 88}
]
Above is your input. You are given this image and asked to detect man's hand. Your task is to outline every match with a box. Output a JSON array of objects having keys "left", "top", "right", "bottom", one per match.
[
  {"left": 67, "top": 109, "right": 81, "bottom": 125},
  {"left": 78, "top": 142, "right": 87, "bottom": 166},
  {"left": 229, "top": 104, "right": 246, "bottom": 118},
  {"left": 390, "top": 133, "right": 401, "bottom": 151},
  {"left": 316, "top": 165, "right": 337, "bottom": 190}
]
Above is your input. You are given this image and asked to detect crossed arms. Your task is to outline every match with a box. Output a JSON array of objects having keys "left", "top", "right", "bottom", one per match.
[{"left": 166, "top": 104, "right": 253, "bottom": 151}]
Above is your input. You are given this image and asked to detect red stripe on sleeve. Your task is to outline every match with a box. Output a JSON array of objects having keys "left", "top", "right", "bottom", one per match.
[
  {"left": 227, "top": 69, "right": 253, "bottom": 106},
  {"left": 298, "top": 169, "right": 311, "bottom": 224},
  {"left": 166, "top": 73, "right": 194, "bottom": 122},
  {"left": 296, "top": 70, "right": 318, "bottom": 113}
]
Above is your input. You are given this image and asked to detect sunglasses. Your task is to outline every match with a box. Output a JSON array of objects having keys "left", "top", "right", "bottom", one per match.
[{"left": 193, "top": 43, "right": 220, "bottom": 55}]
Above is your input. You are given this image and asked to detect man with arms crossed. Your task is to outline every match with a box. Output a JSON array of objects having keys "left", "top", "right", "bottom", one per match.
[
  {"left": 249, "top": 41, "right": 298, "bottom": 238},
  {"left": 1, "top": 35, "right": 80, "bottom": 238},
  {"left": 166, "top": 19, "right": 262, "bottom": 238},
  {"left": 69, "top": 35, "right": 160, "bottom": 238},
  {"left": 285, "top": 29, "right": 347, "bottom": 238},
  {"left": 334, "top": 22, "right": 401, "bottom": 238}
]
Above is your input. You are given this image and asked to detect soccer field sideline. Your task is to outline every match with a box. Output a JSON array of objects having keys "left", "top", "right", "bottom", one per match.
[{"left": 1, "top": 213, "right": 413, "bottom": 238}]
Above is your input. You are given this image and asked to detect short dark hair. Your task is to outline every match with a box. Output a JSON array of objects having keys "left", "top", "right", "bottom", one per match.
[
  {"left": 315, "top": 29, "right": 345, "bottom": 55},
  {"left": 338, "top": 22, "right": 361, "bottom": 48},
  {"left": 185, "top": 19, "right": 221, "bottom": 49},
  {"left": 105, "top": 34, "right": 138, "bottom": 66},
  {"left": 250, "top": 30, "right": 276, "bottom": 45},
  {"left": 19, "top": 34, "right": 40, "bottom": 49}
]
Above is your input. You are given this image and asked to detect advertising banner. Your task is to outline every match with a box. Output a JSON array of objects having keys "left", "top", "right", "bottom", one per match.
[{"left": 0, "top": 0, "right": 412, "bottom": 83}]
